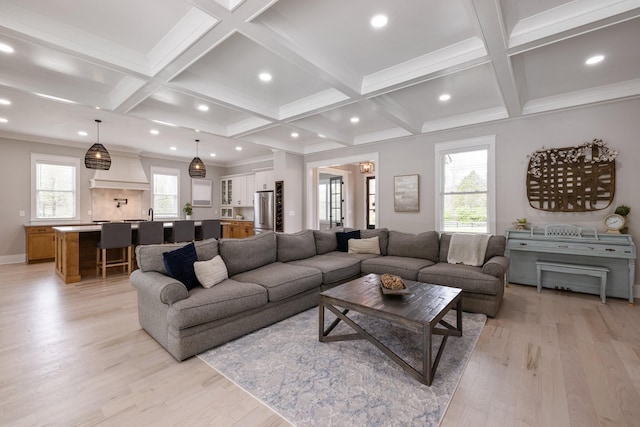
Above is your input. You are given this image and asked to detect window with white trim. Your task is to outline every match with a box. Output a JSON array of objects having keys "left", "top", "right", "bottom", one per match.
[
  {"left": 435, "top": 136, "right": 495, "bottom": 234},
  {"left": 151, "top": 166, "right": 180, "bottom": 219},
  {"left": 31, "top": 153, "right": 80, "bottom": 220}
]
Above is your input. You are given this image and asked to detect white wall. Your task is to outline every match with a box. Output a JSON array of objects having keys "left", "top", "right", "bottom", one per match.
[{"left": 304, "top": 98, "right": 640, "bottom": 237}]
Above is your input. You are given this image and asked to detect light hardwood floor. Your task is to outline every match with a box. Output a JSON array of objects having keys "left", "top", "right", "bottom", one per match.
[{"left": 1, "top": 262, "right": 639, "bottom": 426}]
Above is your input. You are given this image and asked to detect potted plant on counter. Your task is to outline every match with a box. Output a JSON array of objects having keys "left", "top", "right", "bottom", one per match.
[{"left": 183, "top": 202, "right": 193, "bottom": 220}]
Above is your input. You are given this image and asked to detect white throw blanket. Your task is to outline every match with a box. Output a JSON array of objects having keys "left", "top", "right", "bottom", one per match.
[{"left": 447, "top": 233, "right": 490, "bottom": 266}]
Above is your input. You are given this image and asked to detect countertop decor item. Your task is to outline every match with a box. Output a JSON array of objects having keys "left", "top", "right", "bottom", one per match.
[
  {"left": 188, "top": 139, "right": 206, "bottom": 178},
  {"left": 183, "top": 202, "right": 193, "bottom": 219},
  {"left": 526, "top": 138, "right": 617, "bottom": 212},
  {"left": 84, "top": 119, "right": 111, "bottom": 170}
]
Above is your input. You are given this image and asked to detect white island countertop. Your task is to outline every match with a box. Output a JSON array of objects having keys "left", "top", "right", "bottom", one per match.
[{"left": 53, "top": 221, "right": 204, "bottom": 233}]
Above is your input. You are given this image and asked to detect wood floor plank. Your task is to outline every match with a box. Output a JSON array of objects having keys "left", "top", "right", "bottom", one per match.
[{"left": 0, "top": 262, "right": 638, "bottom": 426}]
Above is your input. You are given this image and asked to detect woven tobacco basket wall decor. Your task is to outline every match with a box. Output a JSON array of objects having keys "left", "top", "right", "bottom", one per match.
[{"left": 526, "top": 139, "right": 617, "bottom": 212}]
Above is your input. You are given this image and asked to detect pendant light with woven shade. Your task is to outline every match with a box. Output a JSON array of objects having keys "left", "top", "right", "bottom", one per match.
[
  {"left": 189, "top": 139, "right": 206, "bottom": 178},
  {"left": 84, "top": 119, "right": 111, "bottom": 170}
]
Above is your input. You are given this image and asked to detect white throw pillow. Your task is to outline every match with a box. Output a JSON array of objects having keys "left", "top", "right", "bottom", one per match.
[
  {"left": 194, "top": 255, "right": 228, "bottom": 288},
  {"left": 348, "top": 236, "right": 380, "bottom": 255}
]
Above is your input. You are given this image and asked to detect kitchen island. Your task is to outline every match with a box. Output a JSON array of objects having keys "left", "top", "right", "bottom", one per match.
[{"left": 53, "top": 222, "right": 205, "bottom": 284}]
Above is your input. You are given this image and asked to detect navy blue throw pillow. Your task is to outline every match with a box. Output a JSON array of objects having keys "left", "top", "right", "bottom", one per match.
[
  {"left": 163, "top": 242, "right": 200, "bottom": 290},
  {"left": 335, "top": 230, "right": 361, "bottom": 252}
]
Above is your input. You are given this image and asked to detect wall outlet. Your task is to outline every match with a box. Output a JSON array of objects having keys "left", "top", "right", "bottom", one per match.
[
  {"left": 19, "top": 210, "right": 25, "bottom": 217},
  {"left": 288, "top": 210, "right": 295, "bottom": 216},
  {"left": 88, "top": 210, "right": 92, "bottom": 215}
]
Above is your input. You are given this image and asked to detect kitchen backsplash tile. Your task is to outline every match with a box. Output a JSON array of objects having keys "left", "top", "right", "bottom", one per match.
[{"left": 91, "top": 189, "right": 143, "bottom": 221}]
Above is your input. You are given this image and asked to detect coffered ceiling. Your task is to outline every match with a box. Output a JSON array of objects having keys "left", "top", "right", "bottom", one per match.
[{"left": 0, "top": 0, "right": 638, "bottom": 165}]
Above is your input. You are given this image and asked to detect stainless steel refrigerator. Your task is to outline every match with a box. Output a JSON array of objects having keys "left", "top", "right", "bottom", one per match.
[{"left": 254, "top": 190, "right": 274, "bottom": 234}]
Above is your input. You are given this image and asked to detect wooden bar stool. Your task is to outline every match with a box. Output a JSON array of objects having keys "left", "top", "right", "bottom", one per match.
[
  {"left": 200, "top": 219, "right": 221, "bottom": 240},
  {"left": 170, "top": 220, "right": 195, "bottom": 243},
  {"left": 137, "top": 221, "right": 165, "bottom": 245},
  {"left": 96, "top": 222, "right": 133, "bottom": 279}
]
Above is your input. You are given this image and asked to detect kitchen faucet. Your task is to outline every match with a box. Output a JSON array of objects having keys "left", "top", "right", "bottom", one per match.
[{"left": 148, "top": 208, "right": 154, "bottom": 221}]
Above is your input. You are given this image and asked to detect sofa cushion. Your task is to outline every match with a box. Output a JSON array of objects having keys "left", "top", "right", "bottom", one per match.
[
  {"left": 348, "top": 236, "right": 380, "bottom": 255},
  {"left": 231, "top": 262, "right": 322, "bottom": 302},
  {"left": 439, "top": 233, "right": 506, "bottom": 264},
  {"left": 417, "top": 263, "right": 501, "bottom": 296},
  {"left": 194, "top": 255, "right": 228, "bottom": 288},
  {"left": 288, "top": 255, "right": 361, "bottom": 285},
  {"left": 325, "top": 251, "right": 381, "bottom": 261},
  {"left": 277, "top": 229, "right": 317, "bottom": 262},
  {"left": 314, "top": 230, "right": 338, "bottom": 255},
  {"left": 162, "top": 242, "right": 200, "bottom": 290},
  {"left": 360, "top": 228, "right": 389, "bottom": 255},
  {"left": 136, "top": 238, "right": 218, "bottom": 274},
  {"left": 387, "top": 231, "right": 439, "bottom": 262},
  {"left": 336, "top": 230, "right": 361, "bottom": 252},
  {"left": 167, "top": 280, "right": 268, "bottom": 329},
  {"left": 360, "top": 256, "right": 435, "bottom": 281},
  {"left": 219, "top": 231, "right": 277, "bottom": 276}
]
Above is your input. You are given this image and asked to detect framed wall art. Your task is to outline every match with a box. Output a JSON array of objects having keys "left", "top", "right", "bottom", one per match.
[{"left": 394, "top": 174, "right": 419, "bottom": 212}]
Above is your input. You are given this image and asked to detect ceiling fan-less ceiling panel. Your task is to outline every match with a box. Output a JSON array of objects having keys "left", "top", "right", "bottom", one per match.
[
  {"left": 129, "top": 87, "right": 260, "bottom": 135},
  {"left": 0, "top": 35, "right": 130, "bottom": 103},
  {"left": 512, "top": 17, "right": 640, "bottom": 103},
  {"left": 254, "top": 0, "right": 478, "bottom": 78},
  {"left": 11, "top": 0, "right": 193, "bottom": 54},
  {"left": 373, "top": 63, "right": 505, "bottom": 124},
  {"left": 170, "top": 32, "right": 333, "bottom": 110}
]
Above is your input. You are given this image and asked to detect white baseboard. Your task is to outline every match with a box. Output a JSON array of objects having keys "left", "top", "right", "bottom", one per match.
[{"left": 0, "top": 254, "right": 26, "bottom": 265}]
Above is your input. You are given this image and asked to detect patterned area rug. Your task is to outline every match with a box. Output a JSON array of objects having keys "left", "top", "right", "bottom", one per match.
[{"left": 198, "top": 307, "right": 486, "bottom": 426}]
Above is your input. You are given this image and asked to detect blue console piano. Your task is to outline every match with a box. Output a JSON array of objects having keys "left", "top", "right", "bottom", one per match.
[{"left": 506, "top": 225, "right": 636, "bottom": 303}]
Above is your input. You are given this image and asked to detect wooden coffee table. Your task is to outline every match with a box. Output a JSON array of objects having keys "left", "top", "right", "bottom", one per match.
[{"left": 319, "top": 273, "right": 462, "bottom": 385}]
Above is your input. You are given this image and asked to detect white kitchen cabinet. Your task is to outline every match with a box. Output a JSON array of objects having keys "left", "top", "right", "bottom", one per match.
[
  {"left": 222, "top": 174, "right": 255, "bottom": 207},
  {"left": 255, "top": 170, "right": 275, "bottom": 191}
]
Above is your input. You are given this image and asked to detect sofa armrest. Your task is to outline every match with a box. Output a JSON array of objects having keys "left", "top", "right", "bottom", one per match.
[
  {"left": 482, "top": 256, "right": 510, "bottom": 278},
  {"left": 130, "top": 270, "right": 189, "bottom": 306}
]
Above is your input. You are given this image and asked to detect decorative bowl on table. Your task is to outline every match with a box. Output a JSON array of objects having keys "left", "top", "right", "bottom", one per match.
[{"left": 379, "top": 273, "right": 412, "bottom": 295}]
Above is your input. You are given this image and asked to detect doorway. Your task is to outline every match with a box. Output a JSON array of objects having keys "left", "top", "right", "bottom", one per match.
[
  {"left": 318, "top": 173, "right": 344, "bottom": 230},
  {"left": 366, "top": 176, "right": 376, "bottom": 229}
]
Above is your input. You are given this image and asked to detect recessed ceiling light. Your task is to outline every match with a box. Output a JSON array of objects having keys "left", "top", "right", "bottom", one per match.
[
  {"left": 370, "top": 14, "right": 388, "bottom": 28},
  {"left": 152, "top": 119, "right": 177, "bottom": 127},
  {"left": 150, "top": 129, "right": 159, "bottom": 135},
  {"left": 195, "top": 129, "right": 200, "bottom": 132},
  {"left": 258, "top": 72, "right": 272, "bottom": 82},
  {"left": 197, "top": 104, "right": 209, "bottom": 112},
  {"left": 318, "top": 133, "right": 326, "bottom": 138},
  {"left": 291, "top": 132, "right": 299, "bottom": 138},
  {"left": 95, "top": 106, "right": 100, "bottom": 110},
  {"left": 0, "top": 99, "right": 11, "bottom": 105},
  {"left": 350, "top": 116, "right": 360, "bottom": 123},
  {"left": 169, "top": 146, "right": 177, "bottom": 151},
  {"left": 210, "top": 153, "right": 216, "bottom": 157},
  {"left": 236, "top": 146, "right": 242, "bottom": 151},
  {"left": 585, "top": 54, "right": 605, "bottom": 65},
  {"left": 439, "top": 93, "right": 451, "bottom": 101},
  {"left": 0, "top": 43, "right": 14, "bottom": 53},
  {"left": 0, "top": 117, "right": 8, "bottom": 123},
  {"left": 78, "top": 131, "right": 88, "bottom": 136},
  {"left": 34, "top": 93, "right": 75, "bottom": 103}
]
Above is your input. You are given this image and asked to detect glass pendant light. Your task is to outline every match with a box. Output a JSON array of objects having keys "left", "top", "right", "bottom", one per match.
[
  {"left": 189, "top": 139, "right": 206, "bottom": 178},
  {"left": 84, "top": 119, "right": 111, "bottom": 170}
]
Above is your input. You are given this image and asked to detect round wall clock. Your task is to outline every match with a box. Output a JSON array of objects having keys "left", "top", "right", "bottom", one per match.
[{"left": 604, "top": 213, "right": 626, "bottom": 234}]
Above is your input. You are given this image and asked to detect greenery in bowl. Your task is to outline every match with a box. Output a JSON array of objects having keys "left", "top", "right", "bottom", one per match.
[
  {"left": 615, "top": 205, "right": 631, "bottom": 216},
  {"left": 183, "top": 202, "right": 193, "bottom": 216}
]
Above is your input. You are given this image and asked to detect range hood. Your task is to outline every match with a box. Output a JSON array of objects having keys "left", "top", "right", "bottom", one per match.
[{"left": 89, "top": 156, "right": 150, "bottom": 190}]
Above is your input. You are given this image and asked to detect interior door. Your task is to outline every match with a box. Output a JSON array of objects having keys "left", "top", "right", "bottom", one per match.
[{"left": 329, "top": 176, "right": 343, "bottom": 228}]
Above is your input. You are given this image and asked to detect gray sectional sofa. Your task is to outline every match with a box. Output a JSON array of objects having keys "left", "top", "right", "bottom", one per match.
[{"left": 130, "top": 228, "right": 508, "bottom": 361}]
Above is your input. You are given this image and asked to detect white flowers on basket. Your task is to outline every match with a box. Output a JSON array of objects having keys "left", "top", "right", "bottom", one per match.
[{"left": 527, "top": 138, "right": 618, "bottom": 178}]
